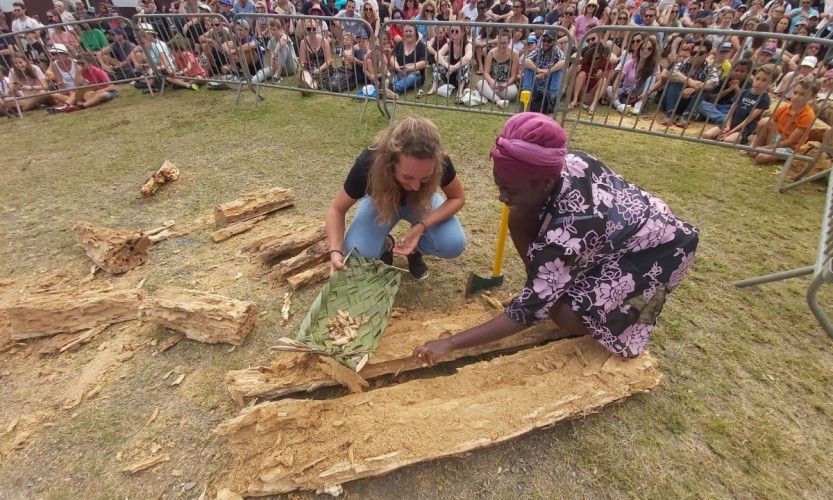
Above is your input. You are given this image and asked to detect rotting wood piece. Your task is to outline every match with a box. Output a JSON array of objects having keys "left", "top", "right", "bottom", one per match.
[
  {"left": 270, "top": 239, "right": 329, "bottom": 279},
  {"left": 73, "top": 222, "right": 151, "bottom": 275},
  {"left": 214, "top": 187, "right": 295, "bottom": 227},
  {"left": 211, "top": 216, "right": 267, "bottom": 243},
  {"left": 215, "top": 337, "right": 662, "bottom": 496},
  {"left": 5, "top": 288, "right": 143, "bottom": 340},
  {"left": 142, "top": 288, "right": 257, "bottom": 346},
  {"left": 140, "top": 160, "right": 179, "bottom": 197},
  {"left": 258, "top": 225, "right": 326, "bottom": 264},
  {"left": 225, "top": 312, "right": 569, "bottom": 403},
  {"left": 286, "top": 263, "right": 330, "bottom": 290},
  {"left": 122, "top": 453, "right": 171, "bottom": 474}
]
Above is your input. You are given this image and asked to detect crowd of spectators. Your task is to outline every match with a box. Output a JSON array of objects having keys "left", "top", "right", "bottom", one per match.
[{"left": 1, "top": 0, "right": 833, "bottom": 162}]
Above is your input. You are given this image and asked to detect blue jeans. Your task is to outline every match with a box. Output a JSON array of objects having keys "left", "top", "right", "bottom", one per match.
[
  {"left": 344, "top": 193, "right": 466, "bottom": 259},
  {"left": 522, "top": 68, "right": 564, "bottom": 113},
  {"left": 696, "top": 100, "right": 732, "bottom": 124},
  {"left": 662, "top": 82, "right": 697, "bottom": 116},
  {"left": 391, "top": 72, "right": 424, "bottom": 94}
]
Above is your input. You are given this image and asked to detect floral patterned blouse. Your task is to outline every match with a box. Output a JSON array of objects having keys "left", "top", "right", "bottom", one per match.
[{"left": 506, "top": 151, "right": 699, "bottom": 358}]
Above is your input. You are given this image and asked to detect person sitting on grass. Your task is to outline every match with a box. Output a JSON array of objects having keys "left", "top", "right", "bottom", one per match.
[
  {"left": 7, "top": 54, "right": 56, "bottom": 112},
  {"left": 222, "top": 19, "right": 263, "bottom": 79},
  {"left": 299, "top": 18, "right": 333, "bottom": 92},
  {"left": 703, "top": 63, "right": 778, "bottom": 145},
  {"left": 97, "top": 27, "right": 138, "bottom": 81},
  {"left": 660, "top": 39, "right": 719, "bottom": 128},
  {"left": 253, "top": 19, "right": 297, "bottom": 83},
  {"left": 48, "top": 54, "right": 119, "bottom": 112},
  {"left": 413, "top": 113, "right": 699, "bottom": 365},
  {"left": 426, "top": 24, "right": 472, "bottom": 101},
  {"left": 608, "top": 35, "right": 660, "bottom": 115},
  {"left": 696, "top": 58, "right": 752, "bottom": 124},
  {"left": 523, "top": 28, "right": 565, "bottom": 114},
  {"left": 78, "top": 21, "right": 108, "bottom": 53},
  {"left": 325, "top": 116, "right": 466, "bottom": 281},
  {"left": 478, "top": 29, "right": 519, "bottom": 109},
  {"left": 774, "top": 55, "right": 817, "bottom": 99},
  {"left": 166, "top": 36, "right": 205, "bottom": 90},
  {"left": 389, "top": 23, "right": 427, "bottom": 95},
  {"left": 569, "top": 40, "right": 612, "bottom": 114},
  {"left": 749, "top": 76, "right": 819, "bottom": 164}
]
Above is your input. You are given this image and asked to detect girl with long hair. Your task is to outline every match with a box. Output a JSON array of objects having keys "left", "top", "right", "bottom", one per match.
[
  {"left": 361, "top": 2, "right": 381, "bottom": 37},
  {"left": 402, "top": 0, "right": 419, "bottom": 19},
  {"left": 8, "top": 54, "right": 55, "bottom": 111},
  {"left": 609, "top": 35, "right": 660, "bottom": 115},
  {"left": 427, "top": 24, "right": 472, "bottom": 100},
  {"left": 478, "top": 29, "right": 519, "bottom": 108},
  {"left": 325, "top": 116, "right": 466, "bottom": 280}
]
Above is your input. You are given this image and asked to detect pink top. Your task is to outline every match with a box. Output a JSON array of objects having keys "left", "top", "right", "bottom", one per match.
[
  {"left": 81, "top": 65, "right": 113, "bottom": 90},
  {"left": 176, "top": 51, "right": 207, "bottom": 78},
  {"left": 574, "top": 15, "right": 599, "bottom": 39}
]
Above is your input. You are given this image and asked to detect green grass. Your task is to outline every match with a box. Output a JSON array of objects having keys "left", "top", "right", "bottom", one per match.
[{"left": 1, "top": 85, "right": 833, "bottom": 498}]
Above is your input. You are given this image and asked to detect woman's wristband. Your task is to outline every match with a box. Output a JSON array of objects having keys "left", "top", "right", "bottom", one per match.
[{"left": 329, "top": 249, "right": 343, "bottom": 255}]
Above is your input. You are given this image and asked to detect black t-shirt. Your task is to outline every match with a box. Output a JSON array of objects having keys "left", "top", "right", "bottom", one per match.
[
  {"left": 491, "top": 2, "right": 512, "bottom": 19},
  {"left": 343, "top": 148, "right": 457, "bottom": 199},
  {"left": 393, "top": 39, "right": 428, "bottom": 79}
]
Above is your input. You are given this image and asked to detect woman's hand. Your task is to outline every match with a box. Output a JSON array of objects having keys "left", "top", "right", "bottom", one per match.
[
  {"left": 394, "top": 223, "right": 425, "bottom": 255},
  {"left": 329, "top": 251, "right": 345, "bottom": 275},
  {"left": 413, "top": 338, "right": 454, "bottom": 366}
]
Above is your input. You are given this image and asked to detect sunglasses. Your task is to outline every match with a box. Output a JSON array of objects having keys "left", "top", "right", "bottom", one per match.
[
  {"left": 618, "top": 16, "right": 627, "bottom": 20},
  {"left": 452, "top": 29, "right": 461, "bottom": 33},
  {"left": 425, "top": 9, "right": 434, "bottom": 13},
  {"left": 564, "top": 11, "right": 575, "bottom": 15},
  {"left": 513, "top": 4, "right": 522, "bottom": 7},
  {"left": 644, "top": 13, "right": 655, "bottom": 17},
  {"left": 692, "top": 49, "right": 708, "bottom": 55},
  {"left": 631, "top": 38, "right": 642, "bottom": 44}
]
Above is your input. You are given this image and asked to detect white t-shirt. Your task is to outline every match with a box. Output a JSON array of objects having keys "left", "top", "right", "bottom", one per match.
[
  {"left": 461, "top": 2, "right": 478, "bottom": 20},
  {"left": 11, "top": 16, "right": 43, "bottom": 34}
]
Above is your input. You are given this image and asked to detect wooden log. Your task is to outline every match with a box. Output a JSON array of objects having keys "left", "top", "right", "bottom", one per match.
[
  {"left": 142, "top": 288, "right": 257, "bottom": 346},
  {"left": 214, "top": 187, "right": 295, "bottom": 227},
  {"left": 214, "top": 337, "right": 662, "bottom": 496},
  {"left": 271, "top": 240, "right": 329, "bottom": 278},
  {"left": 211, "top": 216, "right": 267, "bottom": 243},
  {"left": 140, "top": 160, "right": 179, "bottom": 197},
  {"left": 122, "top": 453, "right": 170, "bottom": 474},
  {"left": 5, "top": 289, "right": 143, "bottom": 340},
  {"left": 73, "top": 222, "right": 151, "bottom": 275},
  {"left": 286, "top": 262, "right": 330, "bottom": 290},
  {"left": 258, "top": 225, "right": 326, "bottom": 264}
]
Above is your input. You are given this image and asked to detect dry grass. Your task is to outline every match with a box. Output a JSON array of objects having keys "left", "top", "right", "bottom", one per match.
[{"left": 0, "top": 85, "right": 832, "bottom": 498}]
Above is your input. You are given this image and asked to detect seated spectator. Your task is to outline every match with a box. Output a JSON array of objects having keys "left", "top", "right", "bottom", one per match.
[
  {"left": 750, "top": 76, "right": 819, "bottom": 164},
  {"left": 299, "top": 18, "right": 334, "bottom": 92},
  {"left": 402, "top": 0, "right": 419, "bottom": 19},
  {"left": 487, "top": 0, "right": 512, "bottom": 22},
  {"left": 389, "top": 23, "right": 427, "bottom": 94},
  {"left": 575, "top": 0, "right": 600, "bottom": 40},
  {"left": 165, "top": 36, "right": 205, "bottom": 90},
  {"left": 704, "top": 63, "right": 778, "bottom": 144},
  {"left": 131, "top": 24, "right": 176, "bottom": 84},
  {"left": 344, "top": 29, "right": 370, "bottom": 86},
  {"left": 775, "top": 55, "right": 817, "bottom": 99},
  {"left": 414, "top": 0, "right": 437, "bottom": 41},
  {"left": 427, "top": 24, "right": 471, "bottom": 100},
  {"left": 522, "top": 28, "right": 565, "bottom": 114},
  {"left": 388, "top": 9, "right": 404, "bottom": 43},
  {"left": 222, "top": 19, "right": 263, "bottom": 77},
  {"left": 199, "top": 20, "right": 233, "bottom": 76},
  {"left": 0, "top": 66, "right": 13, "bottom": 118},
  {"left": 218, "top": 0, "right": 234, "bottom": 21},
  {"left": 362, "top": 35, "right": 399, "bottom": 100},
  {"left": 97, "top": 27, "right": 137, "bottom": 80},
  {"left": 361, "top": 2, "right": 381, "bottom": 37},
  {"left": 570, "top": 41, "right": 612, "bottom": 114},
  {"left": 510, "top": 28, "right": 525, "bottom": 53},
  {"left": 78, "top": 21, "right": 108, "bottom": 53},
  {"left": 787, "top": 41, "right": 821, "bottom": 74},
  {"left": 712, "top": 41, "right": 734, "bottom": 80},
  {"left": 478, "top": 29, "right": 519, "bottom": 109},
  {"left": 697, "top": 59, "right": 752, "bottom": 124},
  {"left": 608, "top": 35, "right": 660, "bottom": 115},
  {"left": 8, "top": 54, "right": 56, "bottom": 111},
  {"left": 49, "top": 24, "right": 80, "bottom": 55},
  {"left": 45, "top": 44, "right": 78, "bottom": 101},
  {"left": 507, "top": 0, "right": 528, "bottom": 24},
  {"left": 661, "top": 40, "right": 719, "bottom": 127},
  {"left": 752, "top": 41, "right": 779, "bottom": 70},
  {"left": 48, "top": 53, "right": 119, "bottom": 112},
  {"left": 426, "top": 24, "right": 448, "bottom": 66},
  {"left": 254, "top": 19, "right": 297, "bottom": 83}
]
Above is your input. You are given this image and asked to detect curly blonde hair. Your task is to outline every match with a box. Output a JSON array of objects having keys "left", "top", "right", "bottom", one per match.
[{"left": 368, "top": 117, "right": 445, "bottom": 225}]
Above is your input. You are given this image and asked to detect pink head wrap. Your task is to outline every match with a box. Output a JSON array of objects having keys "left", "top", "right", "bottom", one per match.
[{"left": 490, "top": 112, "right": 568, "bottom": 180}]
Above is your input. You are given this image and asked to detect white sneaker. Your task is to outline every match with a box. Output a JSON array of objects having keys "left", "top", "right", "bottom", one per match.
[
  {"left": 496, "top": 99, "right": 509, "bottom": 109},
  {"left": 615, "top": 102, "right": 626, "bottom": 114}
]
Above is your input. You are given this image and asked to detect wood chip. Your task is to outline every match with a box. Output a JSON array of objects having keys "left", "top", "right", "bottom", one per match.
[
  {"left": 480, "top": 294, "right": 504, "bottom": 310},
  {"left": 59, "top": 324, "right": 109, "bottom": 353},
  {"left": 85, "top": 385, "right": 102, "bottom": 399},
  {"left": 5, "top": 418, "right": 19, "bottom": 435},
  {"left": 155, "top": 335, "right": 183, "bottom": 354},
  {"left": 116, "top": 350, "right": 134, "bottom": 362},
  {"left": 161, "top": 370, "right": 173, "bottom": 381},
  {"left": 146, "top": 407, "right": 160, "bottom": 425},
  {"left": 171, "top": 373, "right": 186, "bottom": 386},
  {"left": 150, "top": 443, "right": 161, "bottom": 454},
  {"left": 121, "top": 453, "right": 170, "bottom": 474}
]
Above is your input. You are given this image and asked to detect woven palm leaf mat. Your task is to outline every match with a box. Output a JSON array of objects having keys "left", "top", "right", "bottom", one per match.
[{"left": 271, "top": 254, "right": 403, "bottom": 370}]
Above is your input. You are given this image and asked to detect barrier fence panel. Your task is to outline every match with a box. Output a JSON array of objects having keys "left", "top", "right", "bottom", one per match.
[
  {"left": 564, "top": 26, "right": 833, "bottom": 193},
  {"left": 376, "top": 19, "right": 574, "bottom": 121},
  {"left": 232, "top": 12, "right": 379, "bottom": 117},
  {"left": 1, "top": 16, "right": 153, "bottom": 118},
  {"left": 131, "top": 13, "right": 261, "bottom": 103}
]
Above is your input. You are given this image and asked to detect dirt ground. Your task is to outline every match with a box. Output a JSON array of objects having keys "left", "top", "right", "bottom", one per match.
[{"left": 1, "top": 87, "right": 833, "bottom": 498}]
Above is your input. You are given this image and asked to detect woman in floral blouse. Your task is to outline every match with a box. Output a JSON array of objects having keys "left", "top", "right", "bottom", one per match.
[{"left": 414, "top": 113, "right": 699, "bottom": 363}]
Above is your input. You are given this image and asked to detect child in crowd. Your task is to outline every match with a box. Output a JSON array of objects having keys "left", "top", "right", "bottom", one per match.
[
  {"left": 49, "top": 54, "right": 119, "bottom": 112},
  {"left": 704, "top": 63, "right": 778, "bottom": 145},
  {"left": 167, "top": 36, "right": 205, "bottom": 90},
  {"left": 697, "top": 59, "right": 752, "bottom": 124},
  {"left": 750, "top": 76, "right": 819, "bottom": 164}
]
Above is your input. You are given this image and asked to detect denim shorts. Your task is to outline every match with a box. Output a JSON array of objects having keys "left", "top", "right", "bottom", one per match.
[{"left": 103, "top": 89, "right": 119, "bottom": 101}]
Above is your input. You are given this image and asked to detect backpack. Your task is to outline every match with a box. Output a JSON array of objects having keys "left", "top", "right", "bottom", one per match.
[{"left": 328, "top": 67, "right": 357, "bottom": 93}]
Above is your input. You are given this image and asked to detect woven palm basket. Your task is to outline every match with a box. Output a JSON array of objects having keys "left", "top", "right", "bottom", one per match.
[{"left": 271, "top": 254, "right": 403, "bottom": 371}]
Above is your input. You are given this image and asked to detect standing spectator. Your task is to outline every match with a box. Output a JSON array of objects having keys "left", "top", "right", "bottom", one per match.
[
  {"left": 389, "top": 23, "right": 427, "bottom": 94},
  {"left": 751, "top": 76, "right": 819, "bottom": 163},
  {"left": 661, "top": 40, "right": 719, "bottom": 127},
  {"left": 703, "top": 63, "right": 777, "bottom": 144},
  {"left": 11, "top": 1, "right": 46, "bottom": 62},
  {"left": 478, "top": 29, "right": 520, "bottom": 108},
  {"left": 523, "top": 28, "right": 565, "bottom": 113}
]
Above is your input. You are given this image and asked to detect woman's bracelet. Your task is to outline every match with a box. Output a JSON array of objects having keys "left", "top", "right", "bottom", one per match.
[{"left": 329, "top": 249, "right": 343, "bottom": 255}]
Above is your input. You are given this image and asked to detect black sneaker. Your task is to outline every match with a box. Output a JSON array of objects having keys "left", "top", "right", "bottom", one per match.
[
  {"left": 407, "top": 251, "right": 428, "bottom": 280},
  {"left": 380, "top": 235, "right": 394, "bottom": 266}
]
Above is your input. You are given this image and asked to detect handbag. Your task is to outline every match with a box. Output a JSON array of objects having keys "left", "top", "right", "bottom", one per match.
[{"left": 327, "top": 67, "right": 357, "bottom": 93}]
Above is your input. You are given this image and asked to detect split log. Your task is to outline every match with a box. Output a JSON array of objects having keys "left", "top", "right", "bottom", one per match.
[
  {"left": 270, "top": 239, "right": 328, "bottom": 279},
  {"left": 286, "top": 263, "right": 330, "bottom": 290},
  {"left": 140, "top": 160, "right": 180, "bottom": 197},
  {"left": 73, "top": 222, "right": 151, "bottom": 275},
  {"left": 142, "top": 288, "right": 257, "bottom": 346},
  {"left": 258, "top": 225, "right": 326, "bottom": 264},
  {"left": 215, "top": 337, "right": 662, "bottom": 496},
  {"left": 5, "top": 289, "right": 143, "bottom": 340},
  {"left": 225, "top": 305, "right": 570, "bottom": 403},
  {"left": 211, "top": 216, "right": 267, "bottom": 243},
  {"left": 214, "top": 187, "right": 295, "bottom": 227}
]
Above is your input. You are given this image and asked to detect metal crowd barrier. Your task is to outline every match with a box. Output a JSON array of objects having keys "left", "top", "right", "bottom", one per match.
[
  {"left": 376, "top": 19, "right": 574, "bottom": 122},
  {"left": 131, "top": 13, "right": 258, "bottom": 103},
  {"left": 2, "top": 16, "right": 153, "bottom": 117},
  {"left": 231, "top": 12, "right": 379, "bottom": 118},
  {"left": 567, "top": 26, "right": 833, "bottom": 193}
]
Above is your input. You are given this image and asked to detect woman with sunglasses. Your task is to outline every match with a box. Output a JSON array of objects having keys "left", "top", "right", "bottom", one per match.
[
  {"left": 507, "top": 0, "right": 528, "bottom": 24},
  {"left": 414, "top": 0, "right": 437, "bottom": 42},
  {"left": 437, "top": 0, "right": 455, "bottom": 21},
  {"left": 602, "top": 8, "right": 630, "bottom": 60},
  {"left": 479, "top": 29, "right": 519, "bottom": 108},
  {"left": 569, "top": 40, "right": 612, "bottom": 114},
  {"left": 428, "top": 24, "right": 472, "bottom": 101},
  {"left": 658, "top": 4, "right": 681, "bottom": 28},
  {"left": 389, "top": 23, "right": 428, "bottom": 93},
  {"left": 608, "top": 35, "right": 660, "bottom": 115},
  {"left": 574, "top": 0, "right": 599, "bottom": 41},
  {"left": 299, "top": 18, "right": 333, "bottom": 92},
  {"left": 361, "top": 2, "right": 381, "bottom": 37}
]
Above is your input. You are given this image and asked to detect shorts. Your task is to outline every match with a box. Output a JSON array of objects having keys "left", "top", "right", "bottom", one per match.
[
  {"left": 771, "top": 132, "right": 794, "bottom": 155},
  {"left": 103, "top": 90, "right": 119, "bottom": 101}
]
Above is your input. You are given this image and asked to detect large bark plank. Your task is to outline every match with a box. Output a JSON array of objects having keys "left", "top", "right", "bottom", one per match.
[
  {"left": 258, "top": 225, "right": 326, "bottom": 264},
  {"left": 214, "top": 187, "right": 294, "bottom": 227},
  {"left": 142, "top": 288, "right": 257, "bottom": 346},
  {"left": 215, "top": 336, "right": 662, "bottom": 496},
  {"left": 73, "top": 222, "right": 151, "bottom": 275},
  {"left": 286, "top": 263, "right": 330, "bottom": 290}
]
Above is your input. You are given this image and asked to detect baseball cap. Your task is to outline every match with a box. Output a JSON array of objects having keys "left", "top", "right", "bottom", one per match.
[
  {"left": 48, "top": 43, "right": 70, "bottom": 54},
  {"left": 236, "top": 19, "right": 250, "bottom": 29},
  {"left": 801, "top": 55, "right": 818, "bottom": 67},
  {"left": 532, "top": 15, "right": 544, "bottom": 24},
  {"left": 542, "top": 28, "right": 557, "bottom": 40},
  {"left": 719, "top": 41, "right": 732, "bottom": 52},
  {"left": 810, "top": 13, "right": 820, "bottom": 19},
  {"left": 111, "top": 27, "right": 126, "bottom": 35},
  {"left": 526, "top": 33, "right": 537, "bottom": 43},
  {"left": 219, "top": 0, "right": 232, "bottom": 6}
]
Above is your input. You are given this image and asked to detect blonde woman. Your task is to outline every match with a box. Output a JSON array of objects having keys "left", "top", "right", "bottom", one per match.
[
  {"left": 325, "top": 116, "right": 466, "bottom": 280},
  {"left": 360, "top": 1, "right": 381, "bottom": 37},
  {"left": 414, "top": 0, "right": 437, "bottom": 41}
]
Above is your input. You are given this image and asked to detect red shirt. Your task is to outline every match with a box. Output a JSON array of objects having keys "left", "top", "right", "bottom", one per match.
[
  {"left": 81, "top": 65, "right": 113, "bottom": 90},
  {"left": 175, "top": 51, "right": 207, "bottom": 78}
]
